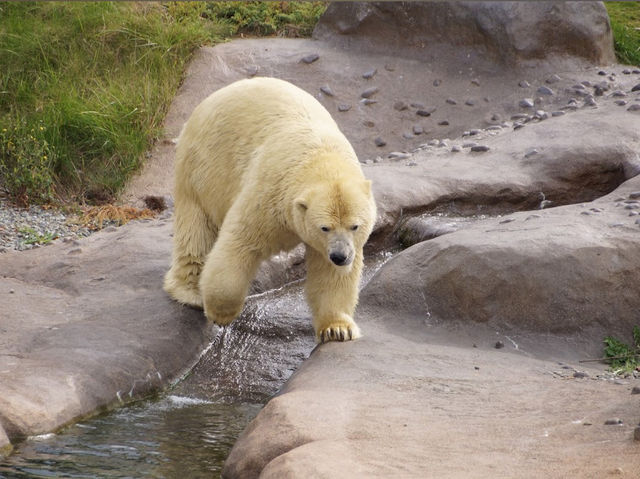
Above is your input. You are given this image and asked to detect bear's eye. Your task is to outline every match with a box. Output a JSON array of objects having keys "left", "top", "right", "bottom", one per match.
[
  {"left": 321, "top": 226, "right": 330, "bottom": 232},
  {"left": 350, "top": 225, "right": 359, "bottom": 231}
]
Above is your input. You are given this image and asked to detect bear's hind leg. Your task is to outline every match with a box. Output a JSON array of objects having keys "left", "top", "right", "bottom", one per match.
[
  {"left": 305, "top": 247, "right": 363, "bottom": 343},
  {"left": 164, "top": 195, "right": 217, "bottom": 308}
]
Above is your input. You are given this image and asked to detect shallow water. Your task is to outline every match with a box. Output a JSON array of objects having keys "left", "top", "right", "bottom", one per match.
[
  {"left": 0, "top": 252, "right": 395, "bottom": 478},
  {"left": 0, "top": 396, "right": 261, "bottom": 479}
]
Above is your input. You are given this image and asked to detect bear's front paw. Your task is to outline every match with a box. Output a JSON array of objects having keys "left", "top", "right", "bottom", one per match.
[
  {"left": 203, "top": 296, "right": 243, "bottom": 327},
  {"left": 317, "top": 320, "right": 361, "bottom": 344}
]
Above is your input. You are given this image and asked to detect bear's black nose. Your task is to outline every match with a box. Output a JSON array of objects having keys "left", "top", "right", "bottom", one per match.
[{"left": 330, "top": 252, "right": 348, "bottom": 266}]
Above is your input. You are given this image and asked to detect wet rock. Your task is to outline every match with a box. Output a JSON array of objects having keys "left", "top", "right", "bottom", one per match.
[
  {"left": 361, "top": 87, "right": 379, "bottom": 98},
  {"left": 338, "top": 104, "right": 351, "bottom": 112},
  {"left": 301, "top": 53, "right": 320, "bottom": 64},
  {"left": 320, "top": 85, "right": 334, "bottom": 97},
  {"left": 597, "top": 70, "right": 607, "bottom": 76},
  {"left": 537, "top": 86, "right": 554, "bottom": 95},
  {"left": 363, "top": 69, "right": 377, "bottom": 79},
  {"left": 398, "top": 217, "right": 459, "bottom": 246},
  {"left": 374, "top": 137, "right": 387, "bottom": 147}
]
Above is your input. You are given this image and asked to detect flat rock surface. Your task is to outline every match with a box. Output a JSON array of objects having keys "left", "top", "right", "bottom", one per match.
[{"left": 3, "top": 5, "right": 640, "bottom": 476}]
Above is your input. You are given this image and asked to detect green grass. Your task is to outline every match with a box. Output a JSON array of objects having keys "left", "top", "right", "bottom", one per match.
[
  {"left": 603, "top": 326, "right": 640, "bottom": 374},
  {"left": 606, "top": 2, "right": 640, "bottom": 65}
]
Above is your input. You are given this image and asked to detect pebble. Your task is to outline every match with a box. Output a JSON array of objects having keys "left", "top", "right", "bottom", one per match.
[
  {"left": 628, "top": 104, "right": 640, "bottom": 112},
  {"left": 537, "top": 86, "right": 554, "bottom": 95},
  {"left": 573, "top": 371, "right": 589, "bottom": 378},
  {"left": 615, "top": 100, "right": 628, "bottom": 107},
  {"left": 362, "top": 69, "right": 377, "bottom": 79},
  {"left": 411, "top": 102, "right": 425, "bottom": 109},
  {"left": 245, "top": 65, "right": 259, "bottom": 77},
  {"left": 388, "top": 152, "right": 411, "bottom": 160},
  {"left": 546, "top": 74, "right": 561, "bottom": 84},
  {"left": 525, "top": 148, "right": 539, "bottom": 158},
  {"left": 551, "top": 111, "right": 565, "bottom": 117},
  {"left": 513, "top": 123, "right": 525, "bottom": 130},
  {"left": 519, "top": 80, "right": 531, "bottom": 88},
  {"left": 361, "top": 99, "right": 377, "bottom": 106},
  {"left": 446, "top": 98, "right": 457, "bottom": 105},
  {"left": 413, "top": 125, "right": 424, "bottom": 135},
  {"left": 623, "top": 69, "right": 632, "bottom": 75},
  {"left": 604, "top": 418, "right": 623, "bottom": 426},
  {"left": 584, "top": 97, "right": 597, "bottom": 107},
  {"left": 374, "top": 137, "right": 386, "bottom": 147},
  {"left": 511, "top": 113, "right": 529, "bottom": 120},
  {"left": 438, "top": 120, "right": 450, "bottom": 126},
  {"left": 629, "top": 192, "right": 640, "bottom": 199},
  {"left": 494, "top": 341, "right": 505, "bottom": 349},
  {"left": 519, "top": 98, "right": 534, "bottom": 108},
  {"left": 525, "top": 214, "right": 541, "bottom": 220},
  {"left": 402, "top": 132, "right": 414, "bottom": 139},
  {"left": 320, "top": 85, "right": 334, "bottom": 97},
  {"left": 572, "top": 84, "right": 586, "bottom": 90},
  {"left": 636, "top": 218, "right": 640, "bottom": 225},
  {"left": 598, "top": 70, "right": 607, "bottom": 76},
  {"left": 361, "top": 87, "right": 379, "bottom": 99},
  {"left": 416, "top": 109, "right": 434, "bottom": 117},
  {"left": 631, "top": 386, "right": 640, "bottom": 395},
  {"left": 594, "top": 86, "right": 605, "bottom": 96},
  {"left": 433, "top": 79, "right": 442, "bottom": 87},
  {"left": 499, "top": 218, "right": 515, "bottom": 224},
  {"left": 363, "top": 120, "right": 375, "bottom": 127},
  {"left": 635, "top": 427, "right": 640, "bottom": 442},
  {"left": 465, "top": 99, "right": 476, "bottom": 106},
  {"left": 631, "top": 83, "right": 640, "bottom": 92},
  {"left": 301, "top": 53, "right": 319, "bottom": 64},
  {"left": 470, "top": 145, "right": 490, "bottom": 153},
  {"left": 612, "top": 90, "right": 627, "bottom": 98},
  {"left": 451, "top": 145, "right": 461, "bottom": 153},
  {"left": 394, "top": 101, "right": 408, "bottom": 111},
  {"left": 406, "top": 161, "right": 418, "bottom": 167},
  {"left": 338, "top": 104, "right": 351, "bottom": 112},
  {"left": 462, "top": 142, "right": 478, "bottom": 148},
  {"left": 471, "top": 79, "right": 480, "bottom": 86},
  {"left": 535, "top": 110, "right": 548, "bottom": 120}
]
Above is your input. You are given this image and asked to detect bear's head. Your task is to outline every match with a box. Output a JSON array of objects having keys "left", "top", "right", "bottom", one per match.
[{"left": 293, "top": 180, "right": 376, "bottom": 272}]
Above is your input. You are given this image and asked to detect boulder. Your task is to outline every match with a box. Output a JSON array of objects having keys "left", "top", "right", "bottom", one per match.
[{"left": 314, "top": 2, "right": 615, "bottom": 68}]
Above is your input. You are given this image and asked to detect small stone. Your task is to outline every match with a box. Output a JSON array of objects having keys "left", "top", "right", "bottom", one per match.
[
  {"left": 362, "top": 69, "right": 377, "bottom": 79},
  {"left": 627, "top": 104, "right": 640, "bottom": 112},
  {"left": 629, "top": 192, "right": 640, "bottom": 199},
  {"left": 416, "top": 109, "right": 434, "bottom": 117},
  {"left": 604, "top": 418, "right": 623, "bottom": 425},
  {"left": 468, "top": 129, "right": 482, "bottom": 136},
  {"left": 519, "top": 98, "right": 534, "bottom": 108},
  {"left": 629, "top": 211, "right": 639, "bottom": 216},
  {"left": 471, "top": 79, "right": 480, "bottom": 86},
  {"left": 394, "top": 101, "right": 408, "bottom": 111},
  {"left": 245, "top": 65, "right": 259, "bottom": 77},
  {"left": 635, "top": 427, "right": 640, "bottom": 442},
  {"left": 551, "top": 111, "right": 565, "bottom": 117},
  {"left": 580, "top": 211, "right": 591, "bottom": 216},
  {"left": 572, "top": 84, "right": 586, "bottom": 90},
  {"left": 537, "top": 86, "right": 554, "bottom": 95},
  {"left": 406, "top": 161, "right": 418, "bottom": 167},
  {"left": 573, "top": 371, "right": 589, "bottom": 378},
  {"left": 301, "top": 53, "right": 319, "bottom": 64},
  {"left": 519, "top": 80, "right": 531, "bottom": 88},
  {"left": 499, "top": 218, "right": 515, "bottom": 224},
  {"left": 584, "top": 97, "right": 597, "bottom": 107},
  {"left": 636, "top": 218, "right": 640, "bottom": 225},
  {"left": 338, "top": 104, "right": 351, "bottom": 112},
  {"left": 631, "top": 386, "right": 640, "bottom": 394},
  {"left": 625, "top": 204, "right": 639, "bottom": 210},
  {"left": 438, "top": 120, "right": 450, "bottom": 126},
  {"left": 612, "top": 90, "right": 627, "bottom": 98},
  {"left": 631, "top": 83, "right": 640, "bottom": 92},
  {"left": 413, "top": 125, "right": 424, "bottom": 135},
  {"left": 9, "top": 289, "right": 14, "bottom": 294},
  {"left": 546, "top": 74, "right": 561, "bottom": 84},
  {"left": 463, "top": 142, "right": 478, "bottom": 148},
  {"left": 594, "top": 86, "right": 605, "bottom": 96},
  {"left": 361, "top": 87, "right": 379, "bottom": 99},
  {"left": 495, "top": 341, "right": 505, "bottom": 349},
  {"left": 384, "top": 64, "right": 395, "bottom": 72},
  {"left": 535, "top": 110, "right": 548, "bottom": 120},
  {"left": 374, "top": 137, "right": 386, "bottom": 147},
  {"left": 446, "top": 98, "right": 457, "bottom": 105},
  {"left": 433, "top": 79, "right": 442, "bottom": 87},
  {"left": 511, "top": 113, "right": 529, "bottom": 120},
  {"left": 320, "top": 85, "right": 334, "bottom": 97},
  {"left": 363, "top": 120, "right": 375, "bottom": 127},
  {"left": 451, "top": 145, "right": 461, "bottom": 153},
  {"left": 373, "top": 156, "right": 383, "bottom": 163},
  {"left": 597, "top": 70, "right": 607, "bottom": 76},
  {"left": 427, "top": 139, "right": 440, "bottom": 147},
  {"left": 388, "top": 152, "right": 411, "bottom": 160},
  {"left": 470, "top": 145, "right": 490, "bottom": 153},
  {"left": 402, "top": 132, "right": 414, "bottom": 139},
  {"left": 615, "top": 100, "right": 628, "bottom": 107},
  {"left": 465, "top": 99, "right": 476, "bottom": 106},
  {"left": 410, "top": 102, "right": 425, "bottom": 109},
  {"left": 525, "top": 148, "right": 539, "bottom": 158},
  {"left": 361, "top": 99, "right": 377, "bottom": 106},
  {"left": 513, "top": 123, "right": 525, "bottom": 130}
]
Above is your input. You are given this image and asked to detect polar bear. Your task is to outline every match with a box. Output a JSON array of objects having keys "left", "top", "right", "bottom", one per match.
[{"left": 164, "top": 77, "right": 376, "bottom": 343}]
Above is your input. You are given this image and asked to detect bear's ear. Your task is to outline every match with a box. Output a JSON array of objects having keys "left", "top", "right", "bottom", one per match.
[
  {"left": 295, "top": 197, "right": 308, "bottom": 213},
  {"left": 362, "top": 180, "right": 372, "bottom": 195}
]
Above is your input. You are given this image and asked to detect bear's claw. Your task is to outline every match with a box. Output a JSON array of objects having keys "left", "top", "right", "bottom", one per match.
[{"left": 318, "top": 323, "right": 360, "bottom": 343}]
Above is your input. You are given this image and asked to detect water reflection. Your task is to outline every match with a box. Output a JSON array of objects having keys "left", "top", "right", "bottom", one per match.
[{"left": 0, "top": 396, "right": 261, "bottom": 479}]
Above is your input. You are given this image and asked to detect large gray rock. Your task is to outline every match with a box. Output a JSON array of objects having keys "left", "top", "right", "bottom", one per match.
[{"left": 314, "top": 2, "right": 615, "bottom": 68}]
